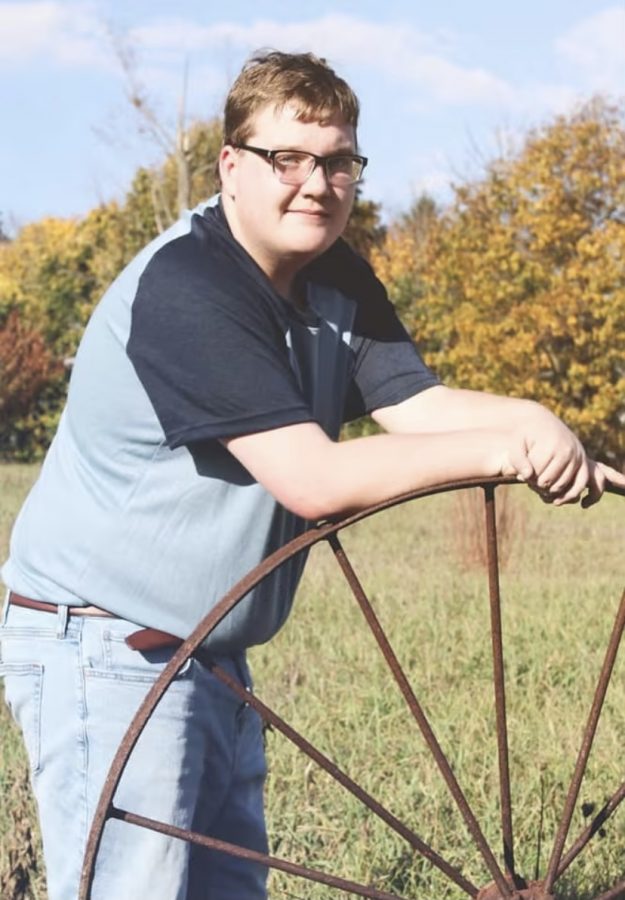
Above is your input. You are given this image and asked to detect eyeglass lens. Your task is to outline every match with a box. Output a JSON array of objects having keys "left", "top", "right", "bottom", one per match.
[{"left": 273, "top": 151, "right": 363, "bottom": 185}]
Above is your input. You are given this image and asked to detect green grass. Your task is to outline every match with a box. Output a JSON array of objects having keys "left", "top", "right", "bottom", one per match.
[
  {"left": 1, "top": 465, "right": 624, "bottom": 899},
  {"left": 0, "top": 465, "right": 47, "bottom": 900}
]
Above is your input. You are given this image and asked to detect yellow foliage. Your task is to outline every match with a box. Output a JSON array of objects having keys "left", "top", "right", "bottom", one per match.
[{"left": 375, "top": 98, "right": 625, "bottom": 466}]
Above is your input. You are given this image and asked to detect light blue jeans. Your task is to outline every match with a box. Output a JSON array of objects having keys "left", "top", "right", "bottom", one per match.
[{"left": 0, "top": 601, "right": 268, "bottom": 900}]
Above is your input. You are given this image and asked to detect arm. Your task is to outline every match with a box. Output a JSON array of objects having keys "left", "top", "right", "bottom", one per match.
[
  {"left": 372, "top": 384, "right": 549, "bottom": 433},
  {"left": 372, "top": 384, "right": 625, "bottom": 507},
  {"left": 223, "top": 419, "right": 536, "bottom": 521},
  {"left": 224, "top": 385, "right": 624, "bottom": 519}
]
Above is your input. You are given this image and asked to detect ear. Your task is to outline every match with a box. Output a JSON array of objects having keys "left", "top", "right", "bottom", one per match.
[{"left": 219, "top": 145, "right": 239, "bottom": 197}]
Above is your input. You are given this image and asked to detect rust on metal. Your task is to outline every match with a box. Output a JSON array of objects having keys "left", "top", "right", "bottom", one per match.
[
  {"left": 77, "top": 477, "right": 625, "bottom": 900},
  {"left": 556, "top": 779, "right": 625, "bottom": 878},
  {"left": 592, "top": 879, "right": 625, "bottom": 900},
  {"left": 543, "top": 586, "right": 625, "bottom": 895},
  {"left": 206, "top": 660, "right": 478, "bottom": 897},
  {"left": 483, "top": 484, "right": 519, "bottom": 886},
  {"left": 110, "top": 806, "right": 411, "bottom": 900},
  {"left": 477, "top": 878, "right": 554, "bottom": 900},
  {"left": 327, "top": 530, "right": 514, "bottom": 899}
]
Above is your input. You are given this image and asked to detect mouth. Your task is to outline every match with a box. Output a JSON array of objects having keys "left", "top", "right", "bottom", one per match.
[{"left": 287, "top": 209, "right": 331, "bottom": 220}]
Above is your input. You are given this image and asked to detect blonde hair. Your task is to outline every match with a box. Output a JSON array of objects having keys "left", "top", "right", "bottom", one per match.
[{"left": 223, "top": 50, "right": 360, "bottom": 146}]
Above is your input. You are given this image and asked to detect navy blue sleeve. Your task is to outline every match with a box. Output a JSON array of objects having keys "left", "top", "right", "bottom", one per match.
[
  {"left": 308, "top": 241, "right": 440, "bottom": 422},
  {"left": 346, "top": 321, "right": 440, "bottom": 419},
  {"left": 127, "top": 229, "right": 313, "bottom": 449}
]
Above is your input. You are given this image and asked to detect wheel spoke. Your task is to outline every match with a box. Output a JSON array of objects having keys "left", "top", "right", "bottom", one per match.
[
  {"left": 544, "top": 587, "right": 625, "bottom": 894},
  {"left": 110, "top": 807, "right": 413, "bottom": 900},
  {"left": 556, "top": 779, "right": 625, "bottom": 878},
  {"left": 589, "top": 877, "right": 625, "bottom": 900},
  {"left": 328, "top": 532, "right": 513, "bottom": 897},
  {"left": 207, "top": 660, "right": 478, "bottom": 896},
  {"left": 483, "top": 485, "right": 518, "bottom": 885}
]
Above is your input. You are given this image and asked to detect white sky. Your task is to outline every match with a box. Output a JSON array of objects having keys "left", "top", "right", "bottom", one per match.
[{"left": 1, "top": 0, "right": 623, "bottom": 232}]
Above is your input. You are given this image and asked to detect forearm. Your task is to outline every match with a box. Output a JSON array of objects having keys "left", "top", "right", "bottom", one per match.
[
  {"left": 225, "top": 423, "right": 518, "bottom": 521},
  {"left": 374, "top": 384, "right": 547, "bottom": 434},
  {"left": 303, "top": 428, "right": 511, "bottom": 518}
]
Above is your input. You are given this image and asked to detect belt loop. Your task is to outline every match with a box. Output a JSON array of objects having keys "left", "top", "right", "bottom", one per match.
[
  {"left": 1, "top": 591, "right": 10, "bottom": 626},
  {"left": 56, "top": 604, "right": 69, "bottom": 639}
]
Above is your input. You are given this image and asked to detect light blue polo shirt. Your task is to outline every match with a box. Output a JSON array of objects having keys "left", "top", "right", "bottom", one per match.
[{"left": 2, "top": 198, "right": 439, "bottom": 652}]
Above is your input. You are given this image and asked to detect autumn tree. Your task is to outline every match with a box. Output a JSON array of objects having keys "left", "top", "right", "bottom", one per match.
[
  {"left": 376, "top": 98, "right": 625, "bottom": 467},
  {"left": 0, "top": 216, "right": 97, "bottom": 357},
  {"left": 118, "top": 119, "right": 222, "bottom": 255},
  {"left": 0, "top": 308, "right": 62, "bottom": 458},
  {"left": 371, "top": 193, "right": 439, "bottom": 319},
  {"left": 0, "top": 220, "right": 88, "bottom": 455},
  {"left": 342, "top": 189, "right": 385, "bottom": 260}
]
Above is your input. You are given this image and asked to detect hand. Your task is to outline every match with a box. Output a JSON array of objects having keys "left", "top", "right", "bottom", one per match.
[
  {"left": 498, "top": 403, "right": 624, "bottom": 507},
  {"left": 498, "top": 405, "right": 584, "bottom": 491},
  {"left": 581, "top": 460, "right": 625, "bottom": 508}
]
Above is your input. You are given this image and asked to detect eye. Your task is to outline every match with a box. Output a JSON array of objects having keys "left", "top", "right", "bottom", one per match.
[
  {"left": 274, "top": 152, "right": 310, "bottom": 169},
  {"left": 329, "top": 156, "right": 354, "bottom": 174},
  {"left": 326, "top": 156, "right": 363, "bottom": 185}
]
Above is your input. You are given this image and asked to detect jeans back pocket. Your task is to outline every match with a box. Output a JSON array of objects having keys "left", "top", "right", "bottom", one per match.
[{"left": 0, "top": 661, "right": 44, "bottom": 775}]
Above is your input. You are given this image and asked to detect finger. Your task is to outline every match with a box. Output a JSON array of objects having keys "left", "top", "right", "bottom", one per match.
[
  {"left": 598, "top": 462, "right": 625, "bottom": 490},
  {"left": 581, "top": 461, "right": 606, "bottom": 508},
  {"left": 547, "top": 458, "right": 579, "bottom": 496},
  {"left": 506, "top": 440, "right": 535, "bottom": 483},
  {"left": 552, "top": 457, "right": 590, "bottom": 506},
  {"left": 534, "top": 444, "right": 584, "bottom": 492}
]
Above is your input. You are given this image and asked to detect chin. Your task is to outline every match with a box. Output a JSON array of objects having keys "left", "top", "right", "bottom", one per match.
[
  {"left": 288, "top": 241, "right": 334, "bottom": 264},
  {"left": 289, "top": 228, "right": 340, "bottom": 255}
]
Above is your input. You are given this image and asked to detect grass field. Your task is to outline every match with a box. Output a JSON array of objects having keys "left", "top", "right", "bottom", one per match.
[{"left": 1, "top": 464, "right": 624, "bottom": 899}]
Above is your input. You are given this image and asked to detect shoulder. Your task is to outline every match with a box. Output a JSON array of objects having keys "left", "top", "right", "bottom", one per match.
[
  {"left": 308, "top": 239, "right": 398, "bottom": 337},
  {"left": 134, "top": 204, "right": 286, "bottom": 331},
  {"left": 139, "top": 205, "right": 244, "bottom": 292}
]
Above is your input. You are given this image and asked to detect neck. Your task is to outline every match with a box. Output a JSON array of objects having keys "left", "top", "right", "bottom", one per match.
[{"left": 221, "top": 193, "right": 309, "bottom": 300}]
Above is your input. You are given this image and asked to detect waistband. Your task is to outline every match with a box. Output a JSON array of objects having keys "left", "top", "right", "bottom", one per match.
[
  {"left": 8, "top": 592, "right": 116, "bottom": 617},
  {"left": 6, "top": 592, "right": 182, "bottom": 651}
]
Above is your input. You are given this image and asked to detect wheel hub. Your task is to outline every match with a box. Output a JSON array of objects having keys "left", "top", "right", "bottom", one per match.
[{"left": 477, "top": 878, "right": 554, "bottom": 900}]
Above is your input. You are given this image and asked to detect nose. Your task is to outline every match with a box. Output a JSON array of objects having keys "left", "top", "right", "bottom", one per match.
[{"left": 301, "top": 160, "right": 333, "bottom": 195}]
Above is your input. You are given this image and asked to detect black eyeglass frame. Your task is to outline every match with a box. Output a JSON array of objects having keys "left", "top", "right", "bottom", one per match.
[{"left": 232, "top": 143, "right": 368, "bottom": 185}]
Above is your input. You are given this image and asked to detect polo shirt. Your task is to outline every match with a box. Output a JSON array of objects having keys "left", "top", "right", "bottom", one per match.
[{"left": 2, "top": 197, "right": 439, "bottom": 653}]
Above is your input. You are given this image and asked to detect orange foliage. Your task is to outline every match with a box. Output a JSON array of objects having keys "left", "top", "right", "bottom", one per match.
[{"left": 0, "top": 309, "right": 61, "bottom": 426}]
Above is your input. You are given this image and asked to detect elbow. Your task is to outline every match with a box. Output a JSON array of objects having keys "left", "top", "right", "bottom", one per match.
[{"left": 274, "top": 481, "right": 345, "bottom": 522}]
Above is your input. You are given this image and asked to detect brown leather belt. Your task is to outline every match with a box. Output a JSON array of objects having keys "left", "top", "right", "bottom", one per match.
[
  {"left": 8, "top": 592, "right": 115, "bottom": 617},
  {"left": 7, "top": 592, "right": 183, "bottom": 652}
]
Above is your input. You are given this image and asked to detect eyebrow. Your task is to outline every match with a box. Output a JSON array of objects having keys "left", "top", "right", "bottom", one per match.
[{"left": 274, "top": 145, "right": 358, "bottom": 155}]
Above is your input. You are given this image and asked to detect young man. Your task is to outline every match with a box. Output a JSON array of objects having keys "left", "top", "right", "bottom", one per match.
[{"left": 1, "top": 50, "right": 623, "bottom": 900}]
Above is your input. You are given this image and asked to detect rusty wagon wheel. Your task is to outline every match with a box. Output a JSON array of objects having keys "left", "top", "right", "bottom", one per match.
[{"left": 79, "top": 477, "right": 625, "bottom": 900}]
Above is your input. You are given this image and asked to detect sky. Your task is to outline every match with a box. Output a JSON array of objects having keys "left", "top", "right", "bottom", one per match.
[{"left": 1, "top": 0, "right": 624, "bottom": 233}]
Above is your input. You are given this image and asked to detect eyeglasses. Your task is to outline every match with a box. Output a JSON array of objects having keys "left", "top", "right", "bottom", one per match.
[{"left": 233, "top": 144, "right": 367, "bottom": 186}]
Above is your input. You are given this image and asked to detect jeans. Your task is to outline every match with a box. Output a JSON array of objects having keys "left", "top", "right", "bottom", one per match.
[{"left": 0, "top": 600, "right": 269, "bottom": 900}]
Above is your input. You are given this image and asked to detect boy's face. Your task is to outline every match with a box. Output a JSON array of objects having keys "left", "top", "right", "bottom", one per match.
[{"left": 220, "top": 103, "right": 357, "bottom": 294}]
